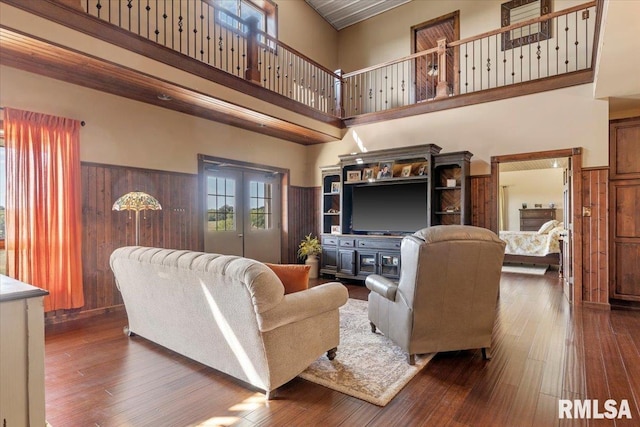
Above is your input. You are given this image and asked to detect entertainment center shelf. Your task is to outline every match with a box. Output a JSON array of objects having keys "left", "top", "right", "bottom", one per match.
[{"left": 320, "top": 145, "right": 472, "bottom": 280}]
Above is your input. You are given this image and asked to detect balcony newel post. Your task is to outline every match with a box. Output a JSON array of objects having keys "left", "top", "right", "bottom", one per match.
[
  {"left": 334, "top": 69, "right": 344, "bottom": 118},
  {"left": 245, "top": 16, "right": 261, "bottom": 83},
  {"left": 435, "top": 37, "right": 449, "bottom": 99}
]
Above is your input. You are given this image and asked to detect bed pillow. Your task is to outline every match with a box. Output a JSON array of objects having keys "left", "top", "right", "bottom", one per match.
[
  {"left": 265, "top": 263, "right": 310, "bottom": 294},
  {"left": 538, "top": 219, "right": 559, "bottom": 234}
]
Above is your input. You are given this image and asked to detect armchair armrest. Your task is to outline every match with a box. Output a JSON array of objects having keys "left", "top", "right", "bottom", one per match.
[
  {"left": 257, "top": 282, "right": 348, "bottom": 332},
  {"left": 365, "top": 275, "right": 398, "bottom": 301}
]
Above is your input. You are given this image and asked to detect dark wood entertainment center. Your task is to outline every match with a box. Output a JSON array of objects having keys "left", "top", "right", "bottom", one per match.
[{"left": 320, "top": 144, "right": 472, "bottom": 280}]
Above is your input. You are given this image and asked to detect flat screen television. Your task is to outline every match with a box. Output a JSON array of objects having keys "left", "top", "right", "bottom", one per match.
[{"left": 351, "top": 181, "right": 428, "bottom": 234}]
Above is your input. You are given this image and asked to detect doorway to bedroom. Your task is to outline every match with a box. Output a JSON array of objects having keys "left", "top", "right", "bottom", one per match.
[{"left": 492, "top": 148, "right": 583, "bottom": 304}]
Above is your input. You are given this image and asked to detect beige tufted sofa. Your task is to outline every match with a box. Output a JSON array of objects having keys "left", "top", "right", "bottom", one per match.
[
  {"left": 110, "top": 247, "right": 348, "bottom": 398},
  {"left": 366, "top": 225, "right": 506, "bottom": 364}
]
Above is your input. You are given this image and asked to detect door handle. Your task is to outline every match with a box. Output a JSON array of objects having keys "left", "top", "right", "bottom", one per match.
[{"left": 238, "top": 234, "right": 244, "bottom": 238}]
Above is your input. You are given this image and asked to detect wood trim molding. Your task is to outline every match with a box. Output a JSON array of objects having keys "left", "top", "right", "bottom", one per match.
[{"left": 491, "top": 147, "right": 584, "bottom": 304}]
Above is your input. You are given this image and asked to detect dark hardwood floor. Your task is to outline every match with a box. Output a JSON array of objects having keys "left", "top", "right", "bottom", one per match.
[{"left": 44, "top": 271, "right": 640, "bottom": 426}]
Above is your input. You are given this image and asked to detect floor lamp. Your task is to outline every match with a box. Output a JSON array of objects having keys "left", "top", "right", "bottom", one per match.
[{"left": 112, "top": 191, "right": 162, "bottom": 245}]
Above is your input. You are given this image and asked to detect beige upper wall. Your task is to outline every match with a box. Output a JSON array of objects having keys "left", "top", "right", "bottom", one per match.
[
  {"left": 0, "top": 66, "right": 311, "bottom": 186},
  {"left": 277, "top": 0, "right": 339, "bottom": 70},
  {"left": 309, "top": 83, "right": 609, "bottom": 184},
  {"left": 338, "top": 0, "right": 586, "bottom": 72}
]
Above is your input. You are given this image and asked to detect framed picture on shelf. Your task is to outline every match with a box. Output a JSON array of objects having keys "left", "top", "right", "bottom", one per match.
[
  {"left": 346, "top": 170, "right": 362, "bottom": 182},
  {"left": 330, "top": 182, "right": 340, "bottom": 193},
  {"left": 362, "top": 168, "right": 374, "bottom": 180},
  {"left": 377, "top": 162, "right": 394, "bottom": 179},
  {"left": 401, "top": 165, "right": 412, "bottom": 177},
  {"left": 330, "top": 225, "right": 341, "bottom": 234},
  {"left": 418, "top": 164, "right": 427, "bottom": 176}
]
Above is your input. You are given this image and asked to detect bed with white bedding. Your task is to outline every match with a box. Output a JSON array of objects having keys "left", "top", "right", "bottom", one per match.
[{"left": 499, "top": 220, "right": 564, "bottom": 265}]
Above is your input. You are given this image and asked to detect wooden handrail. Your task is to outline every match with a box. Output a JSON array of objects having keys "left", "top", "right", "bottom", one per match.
[
  {"left": 342, "top": 46, "right": 439, "bottom": 78},
  {"left": 261, "top": 32, "right": 343, "bottom": 80},
  {"left": 344, "top": 1, "right": 596, "bottom": 79},
  {"left": 449, "top": 1, "right": 596, "bottom": 48}
]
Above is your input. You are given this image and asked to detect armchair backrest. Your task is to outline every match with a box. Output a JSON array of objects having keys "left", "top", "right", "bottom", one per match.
[{"left": 398, "top": 225, "right": 506, "bottom": 353}]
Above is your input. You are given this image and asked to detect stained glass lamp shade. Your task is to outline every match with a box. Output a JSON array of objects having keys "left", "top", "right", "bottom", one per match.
[{"left": 112, "top": 191, "right": 162, "bottom": 245}]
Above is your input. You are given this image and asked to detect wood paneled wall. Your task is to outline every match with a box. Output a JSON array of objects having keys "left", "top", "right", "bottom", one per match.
[
  {"left": 470, "top": 175, "right": 493, "bottom": 228},
  {"left": 286, "top": 186, "right": 320, "bottom": 264},
  {"left": 50, "top": 165, "right": 319, "bottom": 322},
  {"left": 581, "top": 168, "right": 609, "bottom": 306},
  {"left": 47, "top": 163, "right": 201, "bottom": 322}
]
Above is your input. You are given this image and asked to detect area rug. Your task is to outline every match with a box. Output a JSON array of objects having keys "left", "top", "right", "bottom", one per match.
[
  {"left": 501, "top": 264, "right": 548, "bottom": 275},
  {"left": 298, "top": 298, "right": 434, "bottom": 406}
]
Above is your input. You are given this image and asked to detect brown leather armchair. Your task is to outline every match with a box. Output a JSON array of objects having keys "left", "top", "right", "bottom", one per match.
[{"left": 365, "top": 225, "right": 506, "bottom": 364}]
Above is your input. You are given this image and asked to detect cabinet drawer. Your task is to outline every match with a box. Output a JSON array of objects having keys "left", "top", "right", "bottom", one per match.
[
  {"left": 339, "top": 239, "right": 355, "bottom": 248},
  {"left": 521, "top": 219, "right": 545, "bottom": 229},
  {"left": 520, "top": 209, "right": 555, "bottom": 219},
  {"left": 357, "top": 239, "right": 402, "bottom": 250},
  {"left": 322, "top": 236, "right": 338, "bottom": 246}
]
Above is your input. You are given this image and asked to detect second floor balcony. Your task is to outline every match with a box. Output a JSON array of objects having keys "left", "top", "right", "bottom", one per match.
[{"left": 0, "top": 0, "right": 631, "bottom": 144}]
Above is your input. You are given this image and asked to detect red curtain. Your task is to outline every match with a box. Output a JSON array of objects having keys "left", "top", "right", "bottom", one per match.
[{"left": 4, "top": 108, "right": 84, "bottom": 311}]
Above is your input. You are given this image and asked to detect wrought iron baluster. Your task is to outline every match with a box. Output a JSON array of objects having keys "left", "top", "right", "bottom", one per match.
[
  {"left": 127, "top": 0, "right": 133, "bottom": 31},
  {"left": 464, "top": 43, "right": 468, "bottom": 93},
  {"left": 519, "top": 36, "right": 523, "bottom": 83},
  {"left": 178, "top": 1, "right": 183, "bottom": 53},
  {"left": 565, "top": 14, "right": 569, "bottom": 72},
  {"left": 555, "top": 15, "right": 559, "bottom": 75},
  {"left": 145, "top": 0, "right": 150, "bottom": 38},
  {"left": 154, "top": 0, "right": 159, "bottom": 42},
  {"left": 585, "top": 8, "right": 589, "bottom": 68},
  {"left": 162, "top": 0, "right": 167, "bottom": 46},
  {"left": 479, "top": 37, "right": 482, "bottom": 90},
  {"left": 546, "top": 19, "right": 549, "bottom": 78},
  {"left": 537, "top": 43, "right": 541, "bottom": 78},
  {"left": 495, "top": 34, "right": 498, "bottom": 89},
  {"left": 486, "top": 36, "right": 490, "bottom": 89},
  {"left": 575, "top": 11, "right": 579, "bottom": 71}
]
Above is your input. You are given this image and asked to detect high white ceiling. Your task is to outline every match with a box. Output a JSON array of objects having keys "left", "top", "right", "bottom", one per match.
[{"left": 305, "top": 0, "right": 411, "bottom": 30}]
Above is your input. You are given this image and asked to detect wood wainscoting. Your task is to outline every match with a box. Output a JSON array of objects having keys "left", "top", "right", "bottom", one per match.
[
  {"left": 286, "top": 186, "right": 321, "bottom": 264},
  {"left": 470, "top": 175, "right": 493, "bottom": 229},
  {"left": 45, "top": 163, "right": 320, "bottom": 323},
  {"left": 581, "top": 167, "right": 609, "bottom": 308},
  {"left": 58, "top": 162, "right": 202, "bottom": 324}
]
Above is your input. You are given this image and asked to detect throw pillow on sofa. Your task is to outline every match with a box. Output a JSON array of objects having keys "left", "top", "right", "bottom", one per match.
[{"left": 265, "top": 263, "right": 311, "bottom": 294}]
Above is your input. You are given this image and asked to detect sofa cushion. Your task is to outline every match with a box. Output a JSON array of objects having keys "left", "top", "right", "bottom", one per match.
[{"left": 265, "top": 263, "right": 310, "bottom": 294}]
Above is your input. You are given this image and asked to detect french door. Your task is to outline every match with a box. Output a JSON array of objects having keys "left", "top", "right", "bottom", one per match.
[
  {"left": 204, "top": 167, "right": 281, "bottom": 263},
  {"left": 562, "top": 164, "right": 573, "bottom": 302}
]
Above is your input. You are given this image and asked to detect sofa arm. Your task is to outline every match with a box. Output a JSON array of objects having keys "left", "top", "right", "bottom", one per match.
[
  {"left": 365, "top": 274, "right": 398, "bottom": 301},
  {"left": 257, "top": 282, "right": 348, "bottom": 332}
]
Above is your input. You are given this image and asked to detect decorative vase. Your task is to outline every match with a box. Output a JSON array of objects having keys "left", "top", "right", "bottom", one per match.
[{"left": 305, "top": 254, "right": 319, "bottom": 279}]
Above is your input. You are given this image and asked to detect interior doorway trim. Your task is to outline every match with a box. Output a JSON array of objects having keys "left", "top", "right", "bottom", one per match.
[
  {"left": 197, "top": 154, "right": 290, "bottom": 261},
  {"left": 411, "top": 10, "right": 460, "bottom": 98},
  {"left": 491, "top": 147, "right": 583, "bottom": 304}
]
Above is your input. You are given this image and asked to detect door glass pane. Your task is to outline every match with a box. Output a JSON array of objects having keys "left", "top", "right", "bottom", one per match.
[
  {"left": 249, "top": 181, "right": 272, "bottom": 230},
  {"left": 207, "top": 176, "right": 236, "bottom": 231}
]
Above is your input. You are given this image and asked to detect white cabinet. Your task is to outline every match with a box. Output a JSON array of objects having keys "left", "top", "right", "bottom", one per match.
[{"left": 1, "top": 275, "right": 48, "bottom": 427}]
